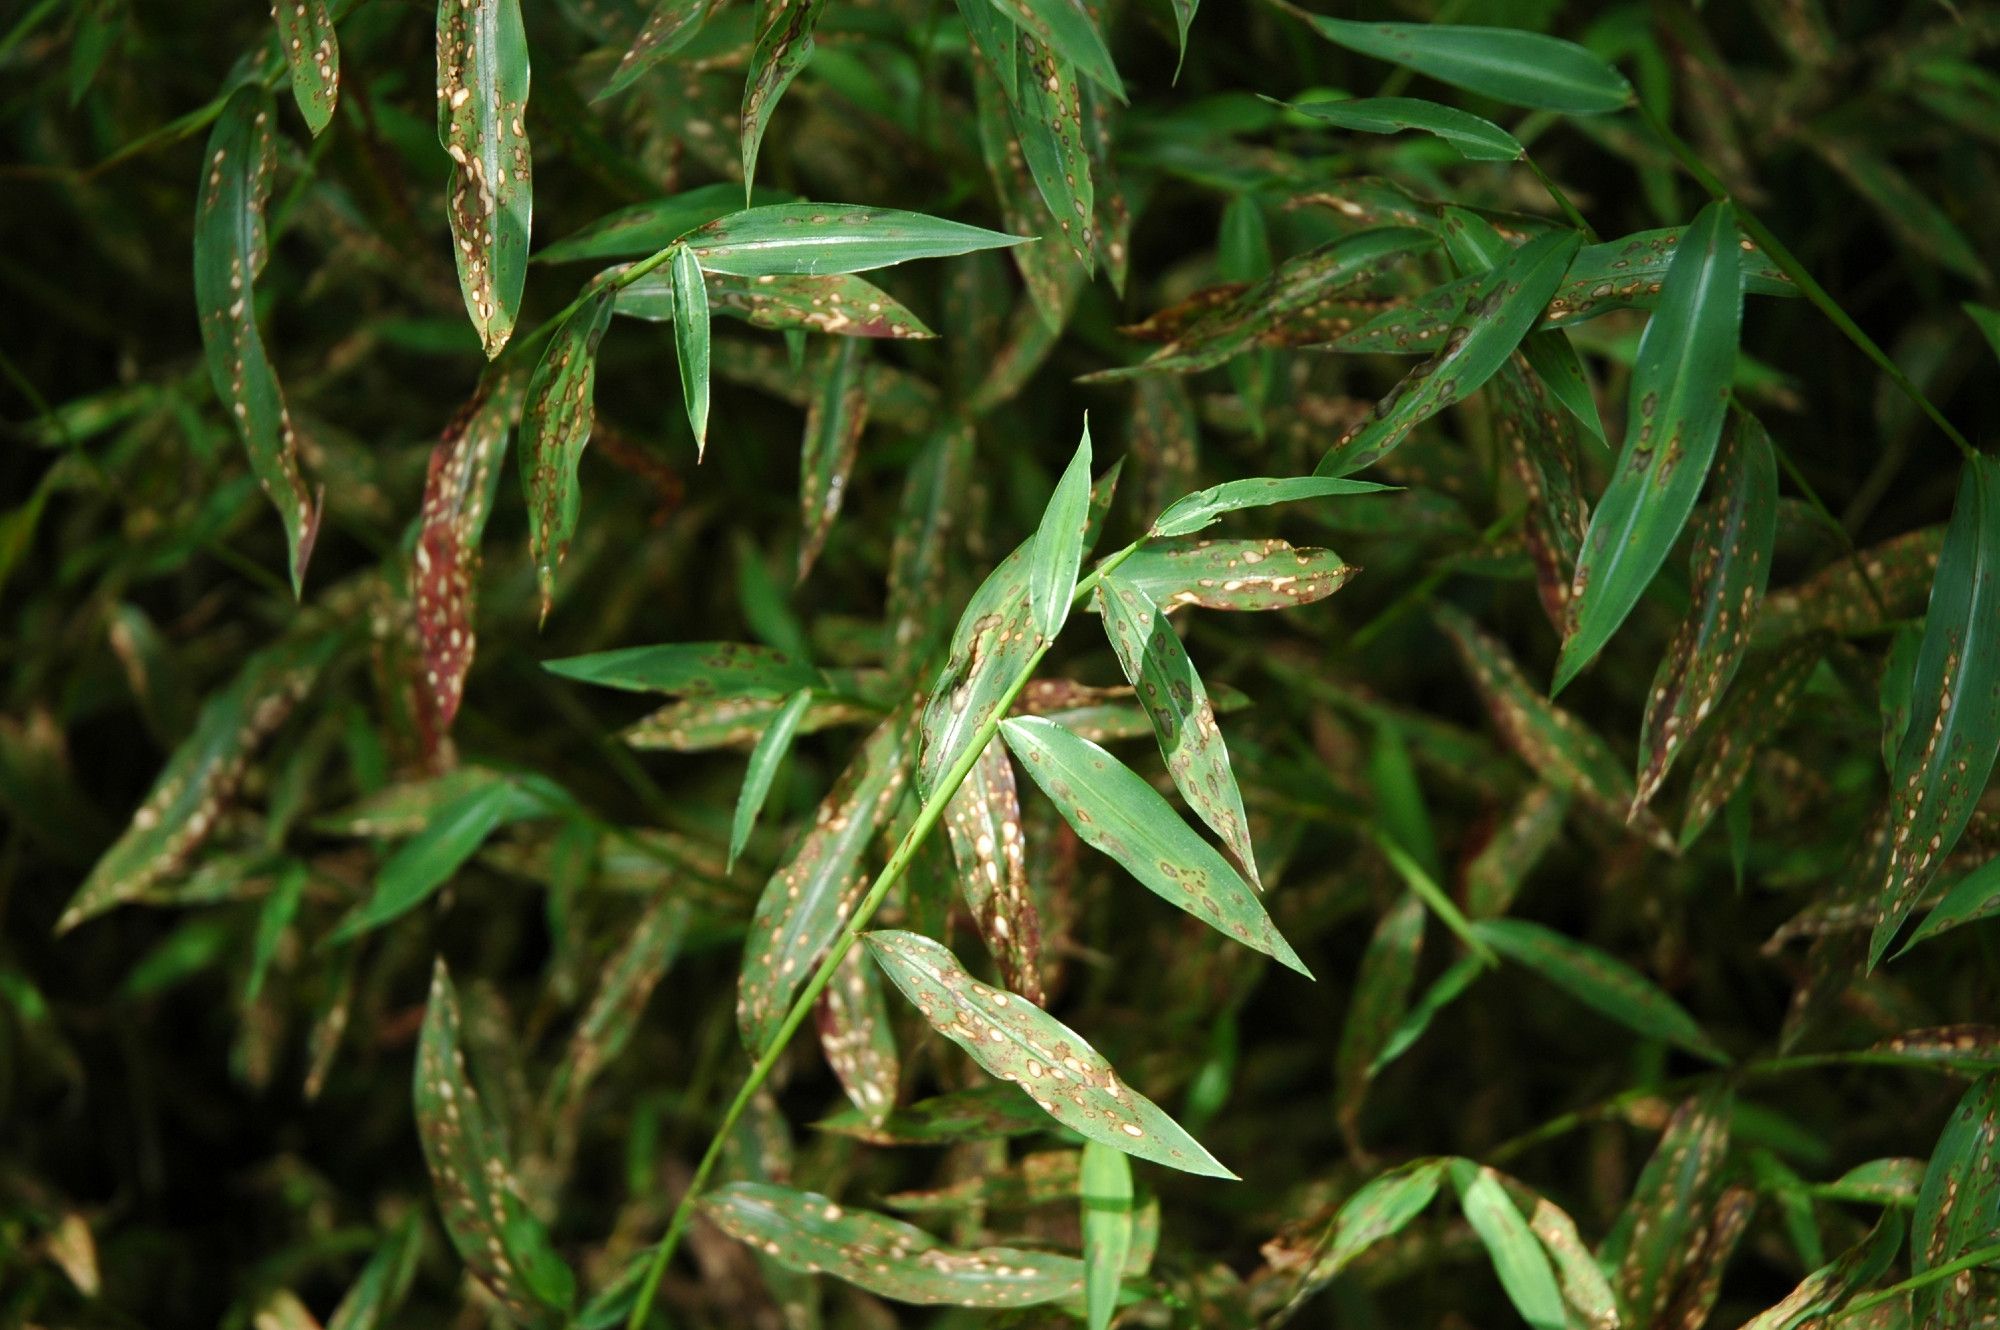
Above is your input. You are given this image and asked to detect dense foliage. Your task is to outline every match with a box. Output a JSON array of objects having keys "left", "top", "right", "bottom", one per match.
[{"left": 5, "top": 0, "right": 2000, "bottom": 1326}]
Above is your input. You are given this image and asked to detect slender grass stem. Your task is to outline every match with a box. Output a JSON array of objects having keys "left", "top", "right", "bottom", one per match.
[
  {"left": 623, "top": 540, "right": 1144, "bottom": 1330},
  {"left": 1844, "top": 1240, "right": 2000, "bottom": 1315}
]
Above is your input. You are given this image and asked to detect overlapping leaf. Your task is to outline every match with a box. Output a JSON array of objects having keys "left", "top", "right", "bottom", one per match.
[
  {"left": 1679, "top": 636, "right": 1824, "bottom": 847},
  {"left": 739, "top": 710, "right": 910, "bottom": 1053},
  {"left": 942, "top": 739, "right": 1044, "bottom": 1002},
  {"left": 817, "top": 944, "right": 900, "bottom": 1121},
  {"left": 437, "top": 0, "right": 533, "bottom": 357},
  {"left": 193, "top": 85, "right": 321, "bottom": 594},
  {"left": 703, "top": 1181, "right": 1085, "bottom": 1304},
  {"left": 1559, "top": 201, "right": 1743, "bottom": 690},
  {"left": 1871, "top": 453, "right": 2000, "bottom": 965},
  {"left": 864, "top": 929, "right": 1234, "bottom": 1175},
  {"left": 1634, "top": 409, "right": 1777, "bottom": 810},
  {"left": 1001, "top": 715, "right": 1308, "bottom": 974}
]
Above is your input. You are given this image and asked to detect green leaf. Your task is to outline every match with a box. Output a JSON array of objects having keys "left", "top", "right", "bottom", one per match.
[
  {"left": 1097, "top": 574, "right": 1259, "bottom": 885},
  {"left": 244, "top": 859, "right": 306, "bottom": 1004},
  {"left": 738, "top": 711, "right": 911, "bottom": 1053},
  {"left": 1027, "top": 425, "right": 1094, "bottom": 640},
  {"left": 1450, "top": 1161, "right": 1565, "bottom": 1330},
  {"left": 1871, "top": 453, "right": 2000, "bottom": 966},
  {"left": 437, "top": 0, "right": 533, "bottom": 357},
  {"left": 739, "top": 0, "right": 828, "bottom": 192},
  {"left": 193, "top": 85, "right": 321, "bottom": 594},
  {"left": 887, "top": 425, "right": 977, "bottom": 678},
  {"left": 1634, "top": 409, "right": 1778, "bottom": 811},
  {"left": 1317, "top": 1159, "right": 1448, "bottom": 1277},
  {"left": 544, "top": 641, "right": 824, "bottom": 697},
  {"left": 1740, "top": 1210, "right": 1903, "bottom": 1330},
  {"left": 61, "top": 629, "right": 338, "bottom": 932},
  {"left": 1968, "top": 302, "right": 2000, "bottom": 362},
  {"left": 863, "top": 929, "right": 1235, "bottom": 1176},
  {"left": 1081, "top": 1141, "right": 1134, "bottom": 1330},
  {"left": 1111, "top": 538, "right": 1356, "bottom": 613},
  {"left": 670, "top": 245, "right": 711, "bottom": 456},
  {"left": 684, "top": 204, "right": 1028, "bottom": 277},
  {"left": 1150, "top": 477, "right": 1391, "bottom": 538},
  {"left": 1300, "top": 15, "right": 1633, "bottom": 115},
  {"left": 546, "top": 894, "right": 688, "bottom": 1125},
  {"left": 1818, "top": 1158, "right": 1926, "bottom": 1208},
  {"left": 597, "top": 0, "right": 714, "bottom": 100},
  {"left": 539, "top": 185, "right": 787, "bottom": 263},
  {"left": 416, "top": 961, "right": 573, "bottom": 1328},
  {"left": 1471, "top": 918, "right": 1728, "bottom": 1063},
  {"left": 1335, "top": 892, "right": 1424, "bottom": 1144},
  {"left": 984, "top": 0, "right": 1124, "bottom": 101},
  {"left": 276, "top": 0, "right": 339, "bottom": 136},
  {"left": 817, "top": 1082, "right": 1050, "bottom": 1145},
  {"left": 1317, "top": 229, "right": 1583, "bottom": 476},
  {"left": 942, "top": 738, "right": 1046, "bottom": 1002},
  {"left": 327, "top": 772, "right": 554, "bottom": 943},
  {"left": 1000, "top": 714, "right": 1308, "bottom": 975},
  {"left": 919, "top": 545, "right": 1039, "bottom": 798},
  {"left": 1558, "top": 201, "right": 1743, "bottom": 691},
  {"left": 1603, "top": 1092, "right": 1740, "bottom": 1326},
  {"left": 519, "top": 285, "right": 616, "bottom": 621},
  {"left": 1371, "top": 954, "right": 1484, "bottom": 1076},
  {"left": 1914, "top": 1073, "right": 2000, "bottom": 1325},
  {"left": 1882, "top": 624, "right": 1923, "bottom": 773},
  {"left": 703, "top": 1181, "right": 1086, "bottom": 1304},
  {"left": 729, "top": 688, "right": 813, "bottom": 872},
  {"left": 1906, "top": 857, "right": 2000, "bottom": 951},
  {"left": 326, "top": 1213, "right": 425, "bottom": 1330},
  {"left": 1464, "top": 784, "right": 1570, "bottom": 920},
  {"left": 1286, "top": 96, "right": 1522, "bottom": 161}
]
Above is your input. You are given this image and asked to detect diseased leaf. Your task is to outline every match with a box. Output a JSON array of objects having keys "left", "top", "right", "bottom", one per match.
[
  {"left": 415, "top": 370, "right": 523, "bottom": 739},
  {"left": 1081, "top": 1140, "right": 1134, "bottom": 1330},
  {"left": 519, "top": 285, "right": 615, "bottom": 620},
  {"left": 437, "top": 0, "right": 533, "bottom": 357},
  {"left": 61, "top": 630, "right": 338, "bottom": 932},
  {"left": 1558, "top": 201, "right": 1743, "bottom": 691},
  {"left": 1634, "top": 409, "right": 1778, "bottom": 811},
  {"left": 623, "top": 692, "right": 873, "bottom": 751},
  {"left": 670, "top": 245, "right": 711, "bottom": 455},
  {"left": 1471, "top": 918, "right": 1728, "bottom": 1063},
  {"left": 1317, "top": 229, "right": 1583, "bottom": 476},
  {"left": 1287, "top": 96, "right": 1522, "bottom": 161},
  {"left": 817, "top": 1083, "right": 1049, "bottom": 1145},
  {"left": 1913, "top": 1072, "right": 2000, "bottom": 1325},
  {"left": 1492, "top": 360, "right": 1589, "bottom": 632},
  {"left": 1434, "top": 604, "right": 1669, "bottom": 848},
  {"left": 1870, "top": 1026, "right": 2000, "bottom": 1074},
  {"left": 1306, "top": 1159, "right": 1447, "bottom": 1281},
  {"left": 942, "top": 738, "right": 1045, "bottom": 1003},
  {"left": 730, "top": 688, "right": 813, "bottom": 871},
  {"left": 739, "top": 710, "right": 910, "bottom": 1053},
  {"left": 1112, "top": 538, "right": 1356, "bottom": 613},
  {"left": 1512, "top": 1186, "right": 1619, "bottom": 1330},
  {"left": 795, "top": 337, "right": 868, "bottom": 578},
  {"left": 984, "top": 0, "right": 1123, "bottom": 101},
  {"left": 740, "top": 0, "right": 827, "bottom": 191},
  {"left": 684, "top": 204, "right": 1027, "bottom": 277},
  {"left": 193, "top": 85, "right": 321, "bottom": 594},
  {"left": 1754, "top": 527, "right": 1944, "bottom": 646},
  {"left": 1450, "top": 1161, "right": 1565, "bottom": 1330},
  {"left": 276, "top": 0, "right": 340, "bottom": 137},
  {"left": 817, "top": 944, "right": 900, "bottom": 1122},
  {"left": 864, "top": 929, "right": 1235, "bottom": 1176},
  {"left": 1680, "top": 637, "right": 1824, "bottom": 847},
  {"left": 545, "top": 641, "right": 824, "bottom": 698},
  {"left": 1091, "top": 228, "right": 1435, "bottom": 380},
  {"left": 416, "top": 962, "right": 573, "bottom": 1328},
  {"left": 1820, "top": 1158, "right": 1926, "bottom": 1208},
  {"left": 597, "top": 0, "right": 714, "bottom": 100},
  {"left": 703, "top": 1181, "right": 1085, "bottom": 1304},
  {"left": 1464, "top": 783, "right": 1570, "bottom": 920},
  {"left": 1740, "top": 1210, "right": 1902, "bottom": 1330},
  {"left": 1097, "top": 574, "right": 1258, "bottom": 884},
  {"left": 968, "top": 44, "right": 1084, "bottom": 328},
  {"left": 1300, "top": 16, "right": 1633, "bottom": 114},
  {"left": 1150, "top": 477, "right": 1391, "bottom": 539},
  {"left": 1001, "top": 715, "right": 1308, "bottom": 975},
  {"left": 546, "top": 894, "right": 688, "bottom": 1124},
  {"left": 919, "top": 545, "right": 1040, "bottom": 799},
  {"left": 1871, "top": 453, "right": 2000, "bottom": 966},
  {"left": 886, "top": 1150, "right": 1081, "bottom": 1213},
  {"left": 1599, "top": 1089, "right": 1732, "bottom": 1327},
  {"left": 1027, "top": 425, "right": 1093, "bottom": 641},
  {"left": 887, "top": 426, "right": 976, "bottom": 678}
]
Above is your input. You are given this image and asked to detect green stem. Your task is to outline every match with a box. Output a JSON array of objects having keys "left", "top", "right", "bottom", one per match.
[
  {"left": 1632, "top": 99, "right": 1977, "bottom": 463},
  {"left": 1372, "top": 835, "right": 1496, "bottom": 967},
  {"left": 623, "top": 540, "right": 1144, "bottom": 1330},
  {"left": 1522, "top": 153, "right": 1597, "bottom": 242},
  {"left": 1844, "top": 1240, "right": 2000, "bottom": 1315}
]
